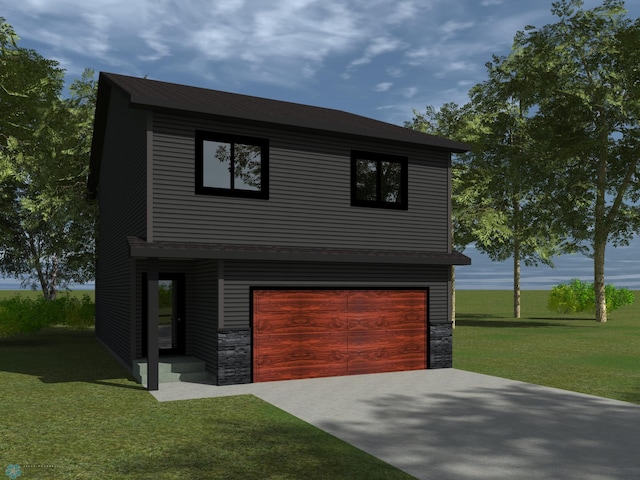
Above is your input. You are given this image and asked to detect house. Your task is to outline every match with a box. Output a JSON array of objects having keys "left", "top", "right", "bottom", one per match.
[{"left": 88, "top": 72, "right": 471, "bottom": 390}]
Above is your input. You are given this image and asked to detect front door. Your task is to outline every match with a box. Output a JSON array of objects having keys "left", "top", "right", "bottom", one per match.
[{"left": 143, "top": 273, "right": 186, "bottom": 356}]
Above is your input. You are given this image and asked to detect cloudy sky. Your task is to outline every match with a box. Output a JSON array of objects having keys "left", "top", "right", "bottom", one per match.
[
  {"left": 7, "top": 0, "right": 638, "bottom": 125},
  {"left": 3, "top": 0, "right": 640, "bottom": 289}
]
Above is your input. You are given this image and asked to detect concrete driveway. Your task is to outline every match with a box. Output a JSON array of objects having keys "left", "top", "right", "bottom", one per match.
[{"left": 151, "top": 369, "right": 640, "bottom": 480}]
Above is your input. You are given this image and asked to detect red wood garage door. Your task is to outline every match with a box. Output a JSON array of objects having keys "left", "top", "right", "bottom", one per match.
[{"left": 253, "top": 290, "right": 427, "bottom": 382}]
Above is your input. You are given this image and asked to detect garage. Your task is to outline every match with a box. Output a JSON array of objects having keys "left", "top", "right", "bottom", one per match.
[{"left": 252, "top": 289, "right": 427, "bottom": 382}]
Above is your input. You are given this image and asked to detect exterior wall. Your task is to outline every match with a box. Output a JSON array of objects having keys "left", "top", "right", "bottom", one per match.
[
  {"left": 95, "top": 87, "right": 147, "bottom": 367},
  {"left": 188, "top": 260, "right": 219, "bottom": 376},
  {"left": 213, "top": 260, "right": 452, "bottom": 382},
  {"left": 151, "top": 113, "right": 449, "bottom": 252},
  {"left": 222, "top": 260, "right": 450, "bottom": 329}
]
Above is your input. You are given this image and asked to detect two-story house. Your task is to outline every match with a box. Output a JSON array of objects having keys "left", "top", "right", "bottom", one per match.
[{"left": 88, "top": 72, "right": 470, "bottom": 390}]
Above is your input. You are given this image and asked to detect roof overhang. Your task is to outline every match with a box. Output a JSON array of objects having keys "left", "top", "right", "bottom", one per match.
[{"left": 128, "top": 237, "right": 471, "bottom": 266}]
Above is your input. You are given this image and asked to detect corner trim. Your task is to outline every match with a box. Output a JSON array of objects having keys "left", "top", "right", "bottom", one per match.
[{"left": 146, "top": 110, "right": 154, "bottom": 242}]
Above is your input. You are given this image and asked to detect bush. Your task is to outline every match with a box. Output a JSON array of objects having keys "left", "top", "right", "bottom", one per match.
[
  {"left": 0, "top": 293, "right": 95, "bottom": 337},
  {"left": 0, "top": 296, "right": 51, "bottom": 337},
  {"left": 548, "top": 279, "right": 634, "bottom": 315}
]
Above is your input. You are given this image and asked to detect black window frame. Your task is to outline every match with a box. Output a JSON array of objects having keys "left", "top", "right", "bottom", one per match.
[
  {"left": 351, "top": 150, "right": 408, "bottom": 210},
  {"left": 195, "top": 130, "right": 269, "bottom": 199}
]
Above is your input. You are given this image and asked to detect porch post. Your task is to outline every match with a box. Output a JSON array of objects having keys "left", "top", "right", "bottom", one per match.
[{"left": 147, "top": 257, "right": 159, "bottom": 391}]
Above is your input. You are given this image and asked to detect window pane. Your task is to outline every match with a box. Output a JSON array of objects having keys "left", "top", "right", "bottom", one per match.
[
  {"left": 233, "top": 143, "right": 262, "bottom": 191},
  {"left": 381, "top": 161, "right": 402, "bottom": 203},
  {"left": 158, "top": 280, "right": 174, "bottom": 350},
  {"left": 203, "top": 140, "right": 231, "bottom": 188},
  {"left": 356, "top": 159, "right": 377, "bottom": 201}
]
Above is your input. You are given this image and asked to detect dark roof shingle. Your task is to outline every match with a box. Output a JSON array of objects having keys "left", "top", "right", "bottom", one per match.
[{"left": 100, "top": 72, "right": 470, "bottom": 152}]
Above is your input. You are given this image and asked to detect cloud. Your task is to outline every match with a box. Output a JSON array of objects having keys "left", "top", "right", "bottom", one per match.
[
  {"left": 439, "top": 20, "right": 475, "bottom": 39},
  {"left": 347, "top": 36, "right": 408, "bottom": 69},
  {"left": 402, "top": 87, "right": 419, "bottom": 98},
  {"left": 386, "top": 1, "right": 420, "bottom": 24},
  {"left": 374, "top": 82, "right": 393, "bottom": 92},
  {"left": 386, "top": 66, "right": 405, "bottom": 78},
  {"left": 481, "top": 0, "right": 505, "bottom": 6}
]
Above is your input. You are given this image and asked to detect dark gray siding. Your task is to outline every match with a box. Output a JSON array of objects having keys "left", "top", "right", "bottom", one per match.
[
  {"left": 95, "top": 88, "right": 147, "bottom": 367},
  {"left": 188, "top": 260, "right": 218, "bottom": 376},
  {"left": 222, "top": 260, "right": 450, "bottom": 329},
  {"left": 152, "top": 113, "right": 449, "bottom": 251}
]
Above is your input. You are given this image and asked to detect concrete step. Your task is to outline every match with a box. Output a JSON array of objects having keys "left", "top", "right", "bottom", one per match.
[{"left": 133, "top": 356, "right": 214, "bottom": 385}]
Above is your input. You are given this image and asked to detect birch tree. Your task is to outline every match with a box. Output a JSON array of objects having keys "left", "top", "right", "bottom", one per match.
[
  {"left": 0, "top": 18, "right": 97, "bottom": 299},
  {"left": 514, "top": 0, "right": 640, "bottom": 322}
]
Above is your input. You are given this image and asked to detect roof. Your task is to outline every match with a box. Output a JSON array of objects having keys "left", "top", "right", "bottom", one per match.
[
  {"left": 99, "top": 71, "right": 468, "bottom": 143},
  {"left": 127, "top": 237, "right": 472, "bottom": 266},
  {"left": 88, "top": 72, "right": 469, "bottom": 195}
]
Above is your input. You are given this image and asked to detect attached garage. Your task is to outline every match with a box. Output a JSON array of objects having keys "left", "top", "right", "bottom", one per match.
[{"left": 252, "top": 289, "right": 428, "bottom": 382}]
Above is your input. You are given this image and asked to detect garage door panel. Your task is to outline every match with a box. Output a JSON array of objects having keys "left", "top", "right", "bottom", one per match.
[
  {"left": 348, "top": 311, "right": 426, "bottom": 331},
  {"left": 253, "top": 289, "right": 427, "bottom": 382},
  {"left": 348, "top": 330, "right": 426, "bottom": 375},
  {"left": 348, "top": 290, "right": 426, "bottom": 312},
  {"left": 254, "top": 333, "right": 348, "bottom": 382},
  {"left": 254, "top": 290, "right": 348, "bottom": 313},
  {"left": 254, "top": 362, "right": 349, "bottom": 382},
  {"left": 254, "top": 312, "right": 348, "bottom": 334}
]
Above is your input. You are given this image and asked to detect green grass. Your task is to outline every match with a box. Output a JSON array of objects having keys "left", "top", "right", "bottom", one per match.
[
  {"left": 454, "top": 290, "right": 640, "bottom": 404},
  {"left": 0, "top": 328, "right": 413, "bottom": 480},
  {"left": 3, "top": 289, "right": 639, "bottom": 478},
  {"left": 0, "top": 289, "right": 95, "bottom": 301}
]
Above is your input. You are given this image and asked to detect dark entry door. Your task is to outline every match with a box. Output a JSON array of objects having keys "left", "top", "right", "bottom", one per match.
[
  {"left": 143, "top": 273, "right": 186, "bottom": 356},
  {"left": 158, "top": 274, "right": 185, "bottom": 355}
]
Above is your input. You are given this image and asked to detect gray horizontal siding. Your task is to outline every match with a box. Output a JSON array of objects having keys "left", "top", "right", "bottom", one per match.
[
  {"left": 222, "top": 260, "right": 450, "bottom": 329},
  {"left": 188, "top": 260, "right": 218, "bottom": 376},
  {"left": 151, "top": 113, "right": 449, "bottom": 251},
  {"left": 95, "top": 88, "right": 147, "bottom": 368}
]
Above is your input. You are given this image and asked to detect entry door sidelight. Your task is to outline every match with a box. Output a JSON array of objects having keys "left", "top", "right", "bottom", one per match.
[{"left": 142, "top": 273, "right": 186, "bottom": 356}]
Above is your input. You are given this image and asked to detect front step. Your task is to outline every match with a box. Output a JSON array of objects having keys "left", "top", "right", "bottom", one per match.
[{"left": 133, "top": 356, "right": 214, "bottom": 385}]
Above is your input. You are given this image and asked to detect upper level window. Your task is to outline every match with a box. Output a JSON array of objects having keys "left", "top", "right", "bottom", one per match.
[
  {"left": 351, "top": 151, "right": 408, "bottom": 209},
  {"left": 196, "top": 131, "right": 269, "bottom": 199}
]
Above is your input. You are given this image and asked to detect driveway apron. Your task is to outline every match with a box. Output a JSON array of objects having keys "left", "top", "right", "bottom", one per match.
[{"left": 150, "top": 368, "right": 640, "bottom": 480}]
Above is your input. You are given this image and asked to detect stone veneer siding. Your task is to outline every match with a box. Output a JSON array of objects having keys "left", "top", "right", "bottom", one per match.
[
  {"left": 429, "top": 323, "right": 453, "bottom": 369},
  {"left": 217, "top": 329, "right": 251, "bottom": 385}
]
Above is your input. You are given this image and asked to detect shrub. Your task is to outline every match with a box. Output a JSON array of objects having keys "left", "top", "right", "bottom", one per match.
[
  {"left": 548, "top": 279, "right": 634, "bottom": 315},
  {"left": 0, "top": 296, "right": 51, "bottom": 337},
  {"left": 0, "top": 293, "right": 95, "bottom": 337}
]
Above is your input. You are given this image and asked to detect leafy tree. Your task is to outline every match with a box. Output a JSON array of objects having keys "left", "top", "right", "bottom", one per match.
[
  {"left": 408, "top": 93, "right": 565, "bottom": 319},
  {"left": 0, "top": 18, "right": 96, "bottom": 299},
  {"left": 406, "top": 102, "right": 511, "bottom": 324},
  {"left": 513, "top": 0, "right": 640, "bottom": 322},
  {"left": 409, "top": 0, "right": 639, "bottom": 323}
]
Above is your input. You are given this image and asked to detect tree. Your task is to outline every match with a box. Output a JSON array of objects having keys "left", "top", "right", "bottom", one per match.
[
  {"left": 513, "top": 0, "right": 640, "bottom": 322},
  {"left": 0, "top": 18, "right": 97, "bottom": 299},
  {"left": 406, "top": 103, "right": 511, "bottom": 324},
  {"left": 464, "top": 50, "right": 571, "bottom": 319},
  {"left": 408, "top": 93, "right": 565, "bottom": 319}
]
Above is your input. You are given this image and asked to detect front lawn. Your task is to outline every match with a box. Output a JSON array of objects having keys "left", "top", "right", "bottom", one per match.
[
  {"left": 454, "top": 290, "right": 640, "bottom": 404},
  {"left": 0, "top": 328, "right": 413, "bottom": 480}
]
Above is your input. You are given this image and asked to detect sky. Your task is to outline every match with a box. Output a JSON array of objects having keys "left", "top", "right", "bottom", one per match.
[{"left": 3, "top": 0, "right": 640, "bottom": 290}]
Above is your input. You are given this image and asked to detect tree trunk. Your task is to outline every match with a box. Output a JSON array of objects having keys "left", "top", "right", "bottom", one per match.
[
  {"left": 513, "top": 239, "right": 521, "bottom": 319},
  {"left": 594, "top": 150, "right": 608, "bottom": 322},
  {"left": 594, "top": 239, "right": 607, "bottom": 322}
]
